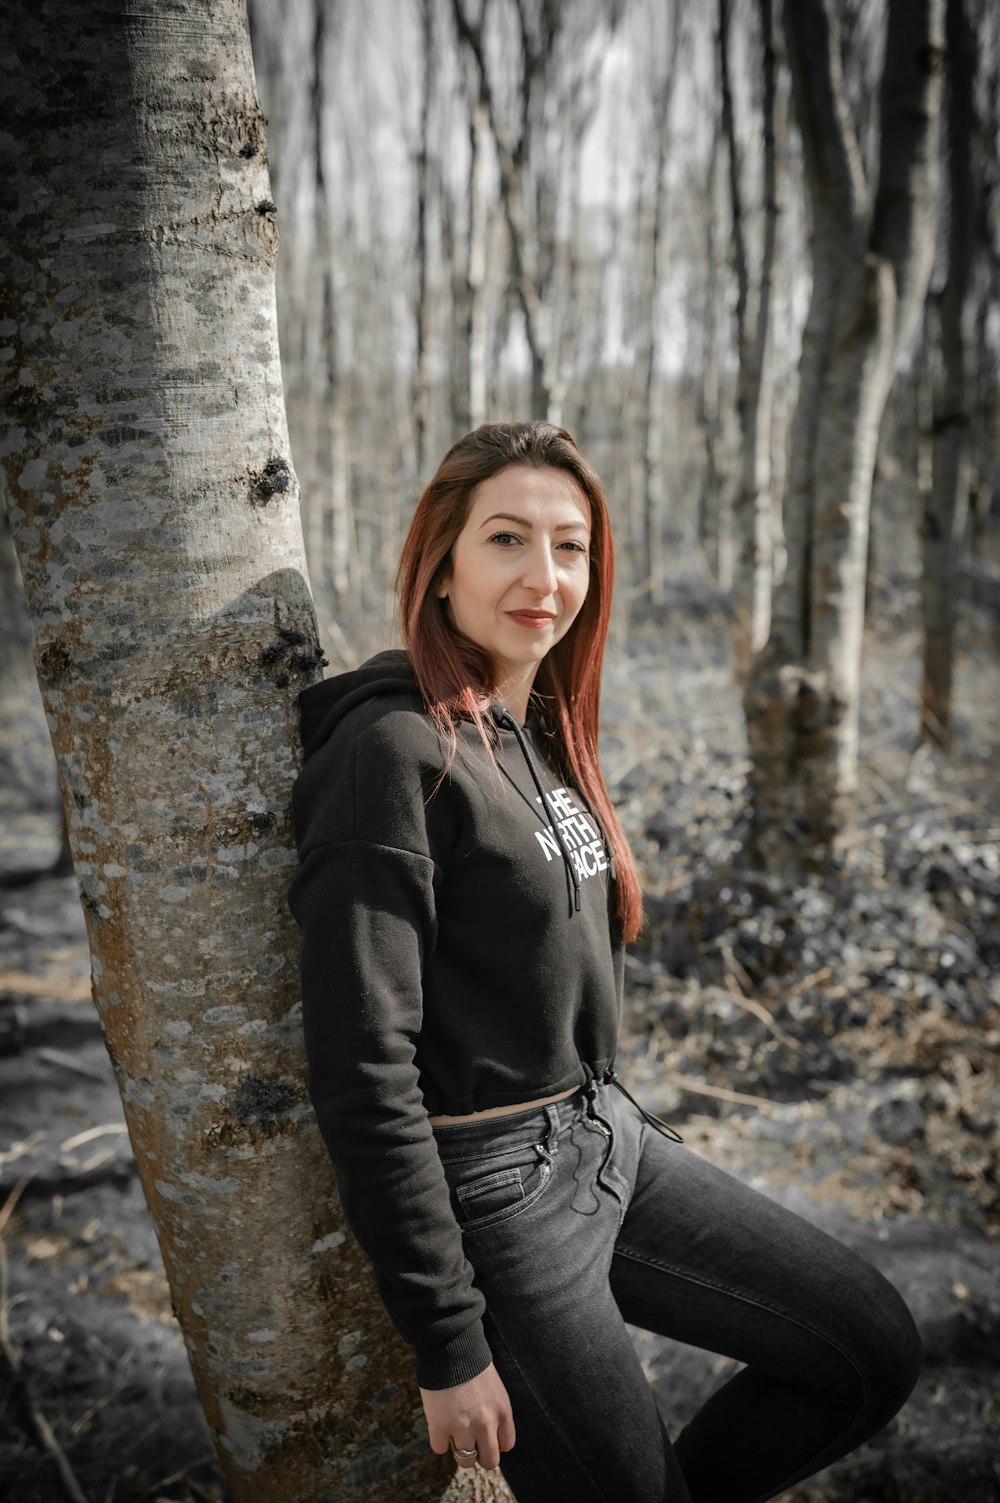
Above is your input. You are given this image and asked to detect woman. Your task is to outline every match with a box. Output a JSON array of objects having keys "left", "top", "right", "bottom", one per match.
[{"left": 288, "top": 422, "right": 921, "bottom": 1502}]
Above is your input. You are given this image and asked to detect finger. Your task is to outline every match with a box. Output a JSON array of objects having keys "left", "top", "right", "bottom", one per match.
[
  {"left": 474, "top": 1428, "right": 500, "bottom": 1472},
  {"left": 451, "top": 1437, "right": 480, "bottom": 1469},
  {"left": 469, "top": 1430, "right": 496, "bottom": 1466},
  {"left": 426, "top": 1421, "right": 451, "bottom": 1456},
  {"left": 497, "top": 1410, "right": 516, "bottom": 1454}
]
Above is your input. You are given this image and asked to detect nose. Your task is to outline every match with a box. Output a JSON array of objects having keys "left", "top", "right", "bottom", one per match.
[{"left": 522, "top": 541, "right": 558, "bottom": 596}]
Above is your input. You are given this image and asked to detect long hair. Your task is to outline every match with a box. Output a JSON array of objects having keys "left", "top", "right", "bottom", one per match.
[{"left": 396, "top": 421, "right": 642, "bottom": 943}]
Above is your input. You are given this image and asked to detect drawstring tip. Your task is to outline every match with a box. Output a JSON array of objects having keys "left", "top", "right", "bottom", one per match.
[
  {"left": 574, "top": 886, "right": 581, "bottom": 912},
  {"left": 604, "top": 1068, "right": 684, "bottom": 1144}
]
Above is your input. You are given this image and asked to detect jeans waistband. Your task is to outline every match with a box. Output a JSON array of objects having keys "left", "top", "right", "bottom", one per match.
[{"left": 430, "top": 1079, "right": 612, "bottom": 1155}]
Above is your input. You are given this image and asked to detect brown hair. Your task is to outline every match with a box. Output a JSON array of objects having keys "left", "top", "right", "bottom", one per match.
[{"left": 396, "top": 421, "right": 642, "bottom": 942}]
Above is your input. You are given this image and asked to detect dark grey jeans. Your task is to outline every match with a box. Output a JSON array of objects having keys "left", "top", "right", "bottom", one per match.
[{"left": 431, "top": 1080, "right": 922, "bottom": 1503}]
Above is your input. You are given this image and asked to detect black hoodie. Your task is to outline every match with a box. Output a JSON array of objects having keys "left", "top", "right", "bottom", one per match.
[{"left": 287, "top": 650, "right": 623, "bottom": 1389}]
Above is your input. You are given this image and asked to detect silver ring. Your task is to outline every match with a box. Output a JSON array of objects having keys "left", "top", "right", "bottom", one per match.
[{"left": 452, "top": 1445, "right": 478, "bottom": 1460}]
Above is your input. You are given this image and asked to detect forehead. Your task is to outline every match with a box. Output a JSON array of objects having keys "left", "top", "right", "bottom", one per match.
[{"left": 466, "top": 465, "right": 590, "bottom": 527}]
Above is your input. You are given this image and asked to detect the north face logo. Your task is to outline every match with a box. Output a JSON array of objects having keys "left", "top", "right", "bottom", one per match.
[{"left": 533, "top": 787, "right": 608, "bottom": 882}]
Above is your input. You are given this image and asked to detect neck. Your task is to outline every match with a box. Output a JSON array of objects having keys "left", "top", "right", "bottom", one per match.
[{"left": 495, "top": 664, "right": 538, "bottom": 726}]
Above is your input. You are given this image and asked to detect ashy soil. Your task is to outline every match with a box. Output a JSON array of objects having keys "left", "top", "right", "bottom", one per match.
[{"left": 1, "top": 584, "right": 998, "bottom": 1503}]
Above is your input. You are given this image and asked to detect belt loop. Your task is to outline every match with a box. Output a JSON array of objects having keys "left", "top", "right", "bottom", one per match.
[
  {"left": 580, "top": 1060, "right": 598, "bottom": 1115},
  {"left": 542, "top": 1101, "right": 562, "bottom": 1152}
]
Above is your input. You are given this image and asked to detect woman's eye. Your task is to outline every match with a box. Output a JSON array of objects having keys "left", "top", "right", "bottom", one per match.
[
  {"left": 560, "top": 540, "right": 589, "bottom": 556},
  {"left": 488, "top": 531, "right": 521, "bottom": 546}
]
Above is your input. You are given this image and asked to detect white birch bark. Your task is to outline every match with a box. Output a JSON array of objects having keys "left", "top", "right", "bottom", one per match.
[
  {"left": 744, "top": 0, "right": 944, "bottom": 870},
  {"left": 0, "top": 3, "right": 450, "bottom": 1497}
]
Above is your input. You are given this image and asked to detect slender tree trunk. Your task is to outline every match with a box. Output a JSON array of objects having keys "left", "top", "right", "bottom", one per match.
[
  {"left": 451, "top": 0, "right": 557, "bottom": 421},
  {"left": 642, "top": 130, "right": 670, "bottom": 606},
  {"left": 413, "top": 0, "right": 434, "bottom": 477},
  {"left": 721, "top": 0, "right": 784, "bottom": 671},
  {"left": 0, "top": 3, "right": 450, "bottom": 1498},
  {"left": 313, "top": 0, "right": 353, "bottom": 608},
  {"left": 467, "top": 97, "right": 490, "bottom": 432},
  {"left": 447, "top": 75, "right": 481, "bottom": 436},
  {"left": 449, "top": 55, "right": 489, "bottom": 437},
  {"left": 315, "top": 259, "right": 355, "bottom": 615},
  {"left": 640, "top": 8, "right": 684, "bottom": 608},
  {"left": 921, "top": 0, "right": 975, "bottom": 746},
  {"left": 698, "top": 107, "right": 725, "bottom": 581},
  {"left": 744, "top": 0, "right": 944, "bottom": 872}
]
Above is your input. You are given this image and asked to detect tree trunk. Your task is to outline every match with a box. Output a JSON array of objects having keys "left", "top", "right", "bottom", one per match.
[
  {"left": 451, "top": 0, "right": 558, "bottom": 421},
  {"left": 921, "top": 0, "right": 975, "bottom": 747},
  {"left": 467, "top": 94, "right": 490, "bottom": 433},
  {"left": 721, "top": 0, "right": 785, "bottom": 671},
  {"left": 0, "top": 3, "right": 451, "bottom": 1498},
  {"left": 744, "top": 0, "right": 944, "bottom": 872},
  {"left": 449, "top": 54, "right": 490, "bottom": 439},
  {"left": 698, "top": 102, "right": 726, "bottom": 582},
  {"left": 413, "top": 0, "right": 434, "bottom": 478},
  {"left": 641, "top": 9, "right": 684, "bottom": 609}
]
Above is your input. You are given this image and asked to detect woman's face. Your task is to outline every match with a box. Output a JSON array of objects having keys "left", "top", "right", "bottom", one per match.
[{"left": 436, "top": 464, "right": 592, "bottom": 699}]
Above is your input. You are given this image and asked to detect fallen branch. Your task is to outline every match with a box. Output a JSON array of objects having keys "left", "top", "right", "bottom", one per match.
[
  {"left": 717, "top": 941, "right": 802, "bottom": 1051},
  {"left": 666, "top": 1073, "right": 777, "bottom": 1108},
  {"left": 60, "top": 1125, "right": 129, "bottom": 1152},
  {"left": 39, "top": 1046, "right": 108, "bottom": 1082}
]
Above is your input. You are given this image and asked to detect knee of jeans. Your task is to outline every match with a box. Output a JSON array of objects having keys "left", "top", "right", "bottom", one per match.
[
  {"left": 876, "top": 1281, "right": 923, "bottom": 1414},
  {"left": 846, "top": 1263, "right": 924, "bottom": 1422}
]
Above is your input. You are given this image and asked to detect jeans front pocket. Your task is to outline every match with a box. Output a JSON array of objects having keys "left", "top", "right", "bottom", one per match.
[{"left": 447, "top": 1141, "right": 554, "bottom": 1234}]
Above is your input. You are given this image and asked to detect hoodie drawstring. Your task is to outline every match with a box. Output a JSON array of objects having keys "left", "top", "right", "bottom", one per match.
[
  {"left": 582, "top": 1061, "right": 684, "bottom": 1144},
  {"left": 603, "top": 1067, "right": 684, "bottom": 1143},
  {"left": 497, "top": 708, "right": 582, "bottom": 914},
  {"left": 496, "top": 714, "right": 683, "bottom": 1144}
]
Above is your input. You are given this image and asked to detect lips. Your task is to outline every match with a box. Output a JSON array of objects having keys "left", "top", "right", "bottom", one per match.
[{"left": 506, "top": 611, "right": 557, "bottom": 628}]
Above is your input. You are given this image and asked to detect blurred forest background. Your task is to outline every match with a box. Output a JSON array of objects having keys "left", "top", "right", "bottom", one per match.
[{"left": 1, "top": 0, "right": 999, "bottom": 1500}]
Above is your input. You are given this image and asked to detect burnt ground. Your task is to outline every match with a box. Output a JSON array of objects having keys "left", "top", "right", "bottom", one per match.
[{"left": 1, "top": 585, "right": 998, "bottom": 1503}]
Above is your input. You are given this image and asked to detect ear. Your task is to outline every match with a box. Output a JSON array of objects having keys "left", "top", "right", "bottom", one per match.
[{"left": 434, "top": 563, "right": 451, "bottom": 600}]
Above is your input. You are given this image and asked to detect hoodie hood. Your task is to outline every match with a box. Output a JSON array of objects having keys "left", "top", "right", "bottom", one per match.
[
  {"left": 297, "top": 649, "right": 420, "bottom": 762},
  {"left": 296, "top": 648, "right": 595, "bottom": 916}
]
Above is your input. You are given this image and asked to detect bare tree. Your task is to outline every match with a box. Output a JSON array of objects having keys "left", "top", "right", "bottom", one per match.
[
  {"left": 720, "top": 0, "right": 787, "bottom": 669},
  {"left": 441, "top": 12, "right": 494, "bottom": 438},
  {"left": 450, "top": 0, "right": 619, "bottom": 425},
  {"left": 0, "top": 2, "right": 452, "bottom": 1497},
  {"left": 743, "top": 0, "right": 945, "bottom": 871},
  {"left": 414, "top": 0, "right": 437, "bottom": 478},
  {"left": 921, "top": 0, "right": 976, "bottom": 746},
  {"left": 697, "top": 83, "right": 729, "bottom": 586},
  {"left": 312, "top": 0, "right": 356, "bottom": 615},
  {"left": 639, "top": 1, "right": 686, "bottom": 606},
  {"left": 451, "top": 0, "right": 561, "bottom": 418}
]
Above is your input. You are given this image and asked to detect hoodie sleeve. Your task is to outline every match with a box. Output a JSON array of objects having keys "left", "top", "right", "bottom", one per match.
[{"left": 286, "top": 705, "right": 491, "bottom": 1390}]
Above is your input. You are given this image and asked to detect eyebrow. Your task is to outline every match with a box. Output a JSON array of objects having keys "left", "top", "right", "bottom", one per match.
[{"left": 479, "top": 511, "right": 590, "bottom": 534}]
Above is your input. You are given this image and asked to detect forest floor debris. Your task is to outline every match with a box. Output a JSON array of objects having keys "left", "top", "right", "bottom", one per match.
[{"left": 1, "top": 591, "right": 998, "bottom": 1502}]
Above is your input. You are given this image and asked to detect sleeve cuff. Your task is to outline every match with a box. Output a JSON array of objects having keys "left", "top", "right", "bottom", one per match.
[{"left": 414, "top": 1320, "right": 493, "bottom": 1390}]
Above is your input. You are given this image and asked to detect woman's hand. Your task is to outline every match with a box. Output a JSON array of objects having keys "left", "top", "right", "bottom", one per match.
[{"left": 420, "top": 1362, "right": 516, "bottom": 1471}]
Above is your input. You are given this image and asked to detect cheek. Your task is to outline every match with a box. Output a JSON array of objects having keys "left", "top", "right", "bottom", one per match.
[{"left": 568, "top": 568, "right": 590, "bottom": 617}]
